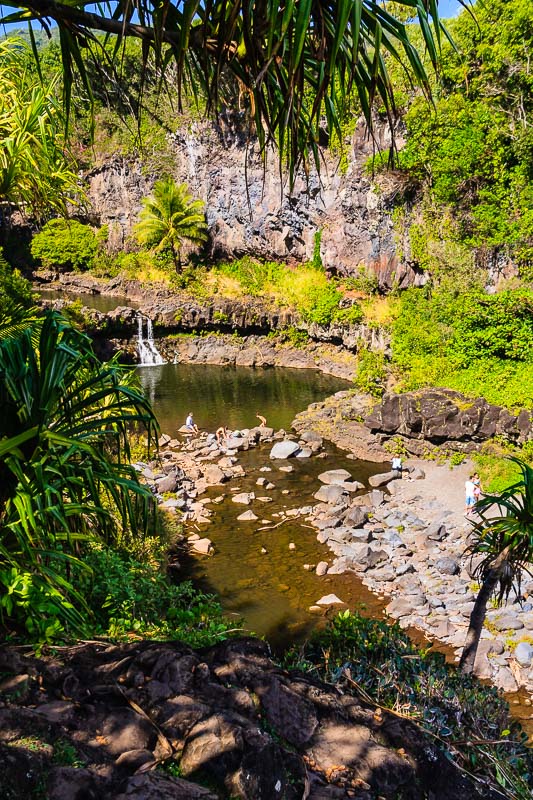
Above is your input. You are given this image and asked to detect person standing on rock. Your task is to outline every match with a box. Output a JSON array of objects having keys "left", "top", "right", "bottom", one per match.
[
  {"left": 256, "top": 413, "right": 267, "bottom": 428},
  {"left": 465, "top": 475, "right": 476, "bottom": 515},
  {"left": 391, "top": 455, "right": 403, "bottom": 478}
]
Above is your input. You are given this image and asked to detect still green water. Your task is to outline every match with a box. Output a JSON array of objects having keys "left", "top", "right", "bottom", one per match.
[
  {"left": 38, "top": 288, "right": 138, "bottom": 313},
  {"left": 138, "top": 362, "right": 350, "bottom": 436}
]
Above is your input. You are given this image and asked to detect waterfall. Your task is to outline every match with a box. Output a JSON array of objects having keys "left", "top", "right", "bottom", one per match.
[{"left": 137, "top": 315, "right": 164, "bottom": 366}]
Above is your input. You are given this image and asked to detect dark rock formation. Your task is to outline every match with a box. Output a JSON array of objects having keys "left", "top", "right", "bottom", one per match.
[
  {"left": 0, "top": 639, "right": 500, "bottom": 800},
  {"left": 84, "top": 120, "right": 426, "bottom": 290},
  {"left": 364, "top": 388, "right": 533, "bottom": 453}
]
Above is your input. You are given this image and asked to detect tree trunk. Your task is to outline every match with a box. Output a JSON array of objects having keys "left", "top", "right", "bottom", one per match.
[
  {"left": 459, "top": 547, "right": 510, "bottom": 674},
  {"left": 171, "top": 245, "right": 181, "bottom": 274}
]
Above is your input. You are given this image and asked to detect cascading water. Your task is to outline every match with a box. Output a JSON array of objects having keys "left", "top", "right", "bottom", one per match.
[{"left": 137, "top": 315, "right": 164, "bottom": 365}]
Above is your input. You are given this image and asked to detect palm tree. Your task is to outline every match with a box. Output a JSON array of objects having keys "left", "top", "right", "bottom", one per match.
[
  {"left": 0, "top": 310, "right": 159, "bottom": 638},
  {"left": 134, "top": 179, "right": 208, "bottom": 273},
  {"left": 0, "top": 2, "right": 448, "bottom": 182},
  {"left": 460, "top": 457, "right": 533, "bottom": 674}
]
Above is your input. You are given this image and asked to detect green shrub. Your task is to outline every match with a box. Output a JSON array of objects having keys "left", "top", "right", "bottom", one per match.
[
  {"left": 31, "top": 219, "right": 100, "bottom": 272},
  {"left": 81, "top": 545, "right": 236, "bottom": 646},
  {"left": 353, "top": 347, "right": 387, "bottom": 396},
  {"left": 0, "top": 248, "right": 34, "bottom": 324}
]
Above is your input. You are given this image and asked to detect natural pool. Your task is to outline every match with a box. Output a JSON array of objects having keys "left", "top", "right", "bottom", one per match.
[{"left": 138, "top": 362, "right": 385, "bottom": 649}]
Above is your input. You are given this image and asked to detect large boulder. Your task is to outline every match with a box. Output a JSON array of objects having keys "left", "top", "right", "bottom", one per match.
[
  {"left": 269, "top": 440, "right": 301, "bottom": 459},
  {"left": 318, "top": 469, "right": 352, "bottom": 485}
]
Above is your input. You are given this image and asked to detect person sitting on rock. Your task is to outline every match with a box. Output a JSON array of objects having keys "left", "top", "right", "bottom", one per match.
[
  {"left": 256, "top": 413, "right": 267, "bottom": 428},
  {"left": 185, "top": 412, "right": 199, "bottom": 435},
  {"left": 391, "top": 455, "right": 403, "bottom": 478}
]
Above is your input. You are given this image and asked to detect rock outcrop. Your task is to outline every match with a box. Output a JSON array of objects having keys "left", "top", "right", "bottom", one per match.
[
  {"left": 364, "top": 388, "right": 533, "bottom": 453},
  {"left": 0, "top": 639, "right": 501, "bottom": 800},
  {"left": 84, "top": 120, "right": 427, "bottom": 290}
]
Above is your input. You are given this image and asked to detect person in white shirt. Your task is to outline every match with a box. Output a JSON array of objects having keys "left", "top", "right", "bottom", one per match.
[
  {"left": 465, "top": 476, "right": 476, "bottom": 515},
  {"left": 391, "top": 455, "right": 403, "bottom": 478}
]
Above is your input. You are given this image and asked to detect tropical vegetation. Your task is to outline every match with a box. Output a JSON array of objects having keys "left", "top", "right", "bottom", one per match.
[
  {"left": 0, "top": 1, "right": 446, "bottom": 182},
  {"left": 0, "top": 38, "right": 80, "bottom": 221}
]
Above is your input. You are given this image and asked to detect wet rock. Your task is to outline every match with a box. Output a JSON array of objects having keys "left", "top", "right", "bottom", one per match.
[
  {"left": 270, "top": 441, "right": 301, "bottom": 459},
  {"left": 191, "top": 538, "right": 214, "bottom": 555},
  {"left": 296, "top": 447, "right": 313, "bottom": 458},
  {"left": 315, "top": 561, "right": 329, "bottom": 576},
  {"left": 300, "top": 430, "right": 323, "bottom": 445},
  {"left": 232, "top": 492, "right": 255, "bottom": 505},
  {"left": 316, "top": 594, "right": 345, "bottom": 606},
  {"left": 237, "top": 510, "right": 259, "bottom": 522}
]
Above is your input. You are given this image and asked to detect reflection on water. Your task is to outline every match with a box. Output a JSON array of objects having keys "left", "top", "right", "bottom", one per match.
[
  {"left": 138, "top": 362, "right": 350, "bottom": 435},
  {"left": 37, "top": 288, "right": 138, "bottom": 314}
]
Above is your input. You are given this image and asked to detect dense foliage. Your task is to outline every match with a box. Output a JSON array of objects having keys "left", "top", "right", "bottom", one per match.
[
  {"left": 390, "top": 285, "right": 533, "bottom": 408},
  {"left": 1, "top": 1, "right": 445, "bottom": 184},
  {"left": 0, "top": 39, "right": 80, "bottom": 220},
  {"left": 0, "top": 311, "right": 158, "bottom": 641},
  {"left": 286, "top": 611, "right": 532, "bottom": 799},
  {"left": 375, "top": 0, "right": 533, "bottom": 271},
  {"left": 31, "top": 219, "right": 101, "bottom": 272}
]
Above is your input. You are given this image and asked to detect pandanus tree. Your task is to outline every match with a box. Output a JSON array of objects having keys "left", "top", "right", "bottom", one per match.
[
  {"left": 0, "top": 311, "right": 158, "bottom": 639},
  {"left": 0, "top": 39, "right": 80, "bottom": 222},
  {"left": 134, "top": 179, "right": 208, "bottom": 273},
  {"left": 460, "top": 457, "right": 533, "bottom": 673},
  {"left": 0, "top": 1, "right": 450, "bottom": 182}
]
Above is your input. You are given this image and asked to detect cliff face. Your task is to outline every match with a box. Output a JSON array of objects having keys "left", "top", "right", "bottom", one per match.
[{"left": 86, "top": 118, "right": 427, "bottom": 290}]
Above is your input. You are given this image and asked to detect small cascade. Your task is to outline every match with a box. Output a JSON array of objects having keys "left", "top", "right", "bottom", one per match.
[{"left": 137, "top": 315, "right": 164, "bottom": 366}]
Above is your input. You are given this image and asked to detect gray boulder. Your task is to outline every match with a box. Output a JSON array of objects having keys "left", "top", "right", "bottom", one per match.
[
  {"left": 314, "top": 484, "right": 348, "bottom": 504},
  {"left": 435, "top": 557, "right": 460, "bottom": 576},
  {"left": 515, "top": 642, "right": 533, "bottom": 666},
  {"left": 270, "top": 440, "right": 301, "bottom": 459},
  {"left": 368, "top": 471, "right": 396, "bottom": 488}
]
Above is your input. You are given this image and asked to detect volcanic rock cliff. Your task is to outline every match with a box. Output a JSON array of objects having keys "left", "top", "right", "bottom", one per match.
[{"left": 85, "top": 118, "right": 426, "bottom": 291}]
